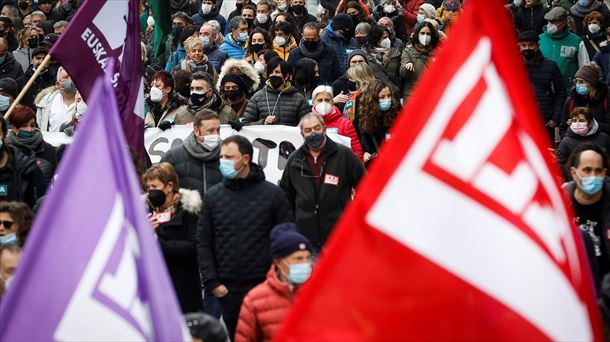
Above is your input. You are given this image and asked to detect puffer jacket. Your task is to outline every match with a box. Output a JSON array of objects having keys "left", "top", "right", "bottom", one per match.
[
  {"left": 320, "top": 24, "right": 360, "bottom": 73},
  {"left": 556, "top": 120, "right": 610, "bottom": 179},
  {"left": 204, "top": 45, "right": 229, "bottom": 72},
  {"left": 313, "top": 105, "right": 363, "bottom": 162},
  {"left": 160, "top": 133, "right": 223, "bottom": 199},
  {"left": 272, "top": 37, "right": 298, "bottom": 61},
  {"left": 287, "top": 42, "right": 341, "bottom": 86},
  {"left": 197, "top": 164, "right": 293, "bottom": 292},
  {"left": 362, "top": 47, "right": 402, "bottom": 92},
  {"left": 0, "top": 52, "right": 24, "bottom": 80},
  {"left": 280, "top": 138, "right": 365, "bottom": 250},
  {"left": 154, "top": 189, "right": 203, "bottom": 313},
  {"left": 165, "top": 44, "right": 186, "bottom": 72},
  {"left": 514, "top": 3, "right": 548, "bottom": 35},
  {"left": 242, "top": 82, "right": 309, "bottom": 127},
  {"left": 220, "top": 33, "right": 247, "bottom": 59},
  {"left": 399, "top": 43, "right": 433, "bottom": 99},
  {"left": 234, "top": 266, "right": 296, "bottom": 342},
  {"left": 524, "top": 52, "right": 567, "bottom": 123}
]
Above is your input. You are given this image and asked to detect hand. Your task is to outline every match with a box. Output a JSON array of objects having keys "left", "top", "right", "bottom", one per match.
[
  {"left": 404, "top": 62, "right": 414, "bottom": 71},
  {"left": 264, "top": 115, "right": 277, "bottom": 125},
  {"left": 213, "top": 284, "right": 229, "bottom": 298},
  {"left": 546, "top": 120, "right": 557, "bottom": 128},
  {"left": 147, "top": 213, "right": 159, "bottom": 229},
  {"left": 363, "top": 152, "right": 372, "bottom": 162},
  {"left": 158, "top": 120, "right": 174, "bottom": 131},
  {"left": 333, "top": 91, "right": 349, "bottom": 104}
]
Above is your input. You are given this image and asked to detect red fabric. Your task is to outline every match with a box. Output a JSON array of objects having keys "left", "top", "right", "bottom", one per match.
[
  {"left": 314, "top": 105, "right": 364, "bottom": 162},
  {"left": 235, "top": 267, "right": 295, "bottom": 342},
  {"left": 401, "top": 0, "right": 425, "bottom": 35},
  {"left": 305, "top": 148, "right": 326, "bottom": 187}
]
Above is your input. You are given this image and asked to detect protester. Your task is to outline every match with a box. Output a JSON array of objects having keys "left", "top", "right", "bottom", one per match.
[
  {"left": 0, "top": 37, "right": 23, "bottom": 80},
  {"left": 332, "top": 49, "right": 367, "bottom": 111},
  {"left": 0, "top": 78, "right": 17, "bottom": 117},
  {"left": 343, "top": 62, "right": 376, "bottom": 121},
  {"left": 400, "top": 21, "right": 439, "bottom": 101},
  {"left": 35, "top": 67, "right": 87, "bottom": 132},
  {"left": 16, "top": 46, "right": 52, "bottom": 111},
  {"left": 144, "top": 70, "right": 187, "bottom": 129},
  {"left": 372, "top": 0, "right": 407, "bottom": 41},
  {"left": 578, "top": 11, "right": 605, "bottom": 64},
  {"left": 218, "top": 73, "right": 250, "bottom": 123},
  {"left": 288, "top": 22, "right": 341, "bottom": 86},
  {"left": 272, "top": 21, "right": 298, "bottom": 60},
  {"left": 354, "top": 21, "right": 370, "bottom": 46},
  {"left": 292, "top": 57, "right": 319, "bottom": 101},
  {"left": 436, "top": 0, "right": 462, "bottom": 30},
  {"left": 197, "top": 135, "right": 293, "bottom": 340},
  {"left": 13, "top": 25, "right": 39, "bottom": 72},
  {"left": 569, "top": 0, "right": 610, "bottom": 37},
  {"left": 593, "top": 27, "right": 610, "bottom": 85},
  {"left": 513, "top": 0, "right": 548, "bottom": 34},
  {"left": 199, "top": 23, "right": 229, "bottom": 72},
  {"left": 378, "top": 16, "right": 406, "bottom": 51},
  {"left": 0, "top": 201, "right": 32, "bottom": 248},
  {"left": 175, "top": 36, "right": 218, "bottom": 80},
  {"left": 221, "top": 16, "right": 250, "bottom": 59},
  {"left": 192, "top": 0, "right": 227, "bottom": 30},
  {"left": 217, "top": 58, "right": 261, "bottom": 96},
  {"left": 286, "top": 0, "right": 317, "bottom": 30},
  {"left": 361, "top": 24, "right": 401, "bottom": 93},
  {"left": 0, "top": 17, "right": 20, "bottom": 52},
  {"left": 165, "top": 26, "right": 198, "bottom": 72},
  {"left": 234, "top": 223, "right": 313, "bottom": 342},
  {"left": 321, "top": 13, "right": 359, "bottom": 73},
  {"left": 254, "top": 0, "right": 273, "bottom": 31}
]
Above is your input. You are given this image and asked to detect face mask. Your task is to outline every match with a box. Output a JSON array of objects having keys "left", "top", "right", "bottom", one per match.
[
  {"left": 190, "top": 90, "right": 208, "bottom": 106},
  {"left": 418, "top": 34, "right": 431, "bottom": 46},
  {"left": 147, "top": 15, "right": 155, "bottom": 26},
  {"left": 257, "top": 13, "right": 269, "bottom": 23},
  {"left": 279, "top": 3, "right": 287, "bottom": 11},
  {"left": 578, "top": 172, "right": 604, "bottom": 196},
  {"left": 315, "top": 102, "right": 332, "bottom": 115},
  {"left": 246, "top": 18, "right": 255, "bottom": 28},
  {"left": 251, "top": 43, "right": 264, "bottom": 53},
  {"left": 269, "top": 75, "right": 284, "bottom": 89},
  {"left": 570, "top": 121, "right": 589, "bottom": 135},
  {"left": 219, "top": 157, "right": 244, "bottom": 179},
  {"left": 292, "top": 4, "right": 305, "bottom": 14},
  {"left": 275, "top": 36, "right": 287, "bottom": 46},
  {"left": 254, "top": 61, "right": 265, "bottom": 74},
  {"left": 202, "top": 3, "right": 213, "bottom": 14},
  {"left": 60, "top": 79, "right": 77, "bottom": 94},
  {"left": 576, "top": 84, "right": 590, "bottom": 96},
  {"left": 148, "top": 189, "right": 166, "bottom": 208},
  {"left": 28, "top": 37, "right": 38, "bottom": 48},
  {"left": 303, "top": 40, "right": 319, "bottom": 51},
  {"left": 172, "top": 25, "right": 183, "bottom": 38},
  {"left": 579, "top": 0, "right": 590, "bottom": 6},
  {"left": 17, "top": 129, "right": 36, "bottom": 139},
  {"left": 355, "top": 36, "right": 367, "bottom": 45},
  {"left": 589, "top": 23, "right": 601, "bottom": 34},
  {"left": 236, "top": 2, "right": 245, "bottom": 10},
  {"left": 238, "top": 31, "right": 249, "bottom": 42},
  {"left": 513, "top": 0, "right": 523, "bottom": 6},
  {"left": 202, "top": 134, "right": 220, "bottom": 150},
  {"left": 0, "top": 95, "right": 9, "bottom": 111},
  {"left": 18, "top": 1, "right": 29, "bottom": 10},
  {"left": 384, "top": 4, "right": 395, "bottom": 13},
  {"left": 225, "top": 89, "right": 242, "bottom": 101},
  {"left": 380, "top": 37, "right": 391, "bottom": 49},
  {"left": 417, "top": 13, "right": 425, "bottom": 22},
  {"left": 305, "top": 132, "right": 325, "bottom": 149},
  {"left": 202, "top": 36, "right": 211, "bottom": 47},
  {"left": 0, "top": 233, "right": 16, "bottom": 246},
  {"left": 287, "top": 262, "right": 312, "bottom": 284},
  {"left": 547, "top": 23, "right": 558, "bottom": 34},
  {"left": 150, "top": 86, "right": 164, "bottom": 102},
  {"left": 522, "top": 48, "right": 536, "bottom": 61},
  {"left": 379, "top": 98, "right": 392, "bottom": 111}
]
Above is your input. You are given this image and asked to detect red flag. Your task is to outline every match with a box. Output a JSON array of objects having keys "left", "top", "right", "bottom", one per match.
[{"left": 276, "top": 0, "right": 602, "bottom": 340}]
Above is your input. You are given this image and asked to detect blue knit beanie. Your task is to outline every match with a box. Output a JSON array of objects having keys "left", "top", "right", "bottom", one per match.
[{"left": 270, "top": 223, "right": 313, "bottom": 259}]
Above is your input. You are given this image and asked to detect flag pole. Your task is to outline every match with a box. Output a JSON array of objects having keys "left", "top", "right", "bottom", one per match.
[{"left": 4, "top": 53, "right": 52, "bottom": 120}]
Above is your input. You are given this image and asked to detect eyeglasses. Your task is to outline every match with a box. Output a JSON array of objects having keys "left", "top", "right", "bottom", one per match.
[{"left": 0, "top": 220, "right": 13, "bottom": 229}]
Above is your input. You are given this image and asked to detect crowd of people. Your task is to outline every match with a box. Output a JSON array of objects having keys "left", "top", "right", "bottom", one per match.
[{"left": 1, "top": 0, "right": 610, "bottom": 340}]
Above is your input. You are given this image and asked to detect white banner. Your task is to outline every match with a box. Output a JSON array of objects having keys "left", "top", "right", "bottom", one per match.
[{"left": 44, "top": 125, "right": 351, "bottom": 185}]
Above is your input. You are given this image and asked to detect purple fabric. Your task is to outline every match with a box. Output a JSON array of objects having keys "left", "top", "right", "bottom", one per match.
[
  {"left": 50, "top": 0, "right": 145, "bottom": 160},
  {"left": 0, "top": 76, "right": 187, "bottom": 341}
]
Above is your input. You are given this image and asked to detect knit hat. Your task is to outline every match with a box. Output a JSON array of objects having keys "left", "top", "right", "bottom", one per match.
[
  {"left": 419, "top": 3, "right": 436, "bottom": 19},
  {"left": 270, "top": 223, "right": 313, "bottom": 259},
  {"left": 518, "top": 30, "right": 539, "bottom": 43},
  {"left": 331, "top": 13, "right": 354, "bottom": 31},
  {"left": 0, "top": 78, "right": 17, "bottom": 98},
  {"left": 347, "top": 49, "right": 367, "bottom": 65},
  {"left": 220, "top": 72, "right": 247, "bottom": 91},
  {"left": 575, "top": 64, "right": 601, "bottom": 85}
]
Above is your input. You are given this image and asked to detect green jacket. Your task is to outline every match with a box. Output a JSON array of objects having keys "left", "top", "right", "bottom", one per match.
[
  {"left": 399, "top": 44, "right": 433, "bottom": 99},
  {"left": 539, "top": 27, "right": 582, "bottom": 90}
]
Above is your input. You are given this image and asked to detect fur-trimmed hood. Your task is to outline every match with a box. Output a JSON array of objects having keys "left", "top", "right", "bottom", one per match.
[
  {"left": 216, "top": 58, "right": 260, "bottom": 93},
  {"left": 178, "top": 188, "right": 202, "bottom": 214}
]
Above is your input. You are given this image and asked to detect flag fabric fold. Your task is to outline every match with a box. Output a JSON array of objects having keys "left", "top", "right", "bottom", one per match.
[
  {"left": 150, "top": 0, "right": 172, "bottom": 59},
  {"left": 275, "top": 0, "right": 602, "bottom": 340},
  {"left": 0, "top": 75, "right": 188, "bottom": 341}
]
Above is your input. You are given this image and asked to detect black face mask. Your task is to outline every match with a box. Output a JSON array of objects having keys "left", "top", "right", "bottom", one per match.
[
  {"left": 251, "top": 43, "right": 264, "bottom": 53},
  {"left": 28, "top": 37, "right": 38, "bottom": 48},
  {"left": 349, "top": 14, "right": 359, "bottom": 24},
  {"left": 190, "top": 92, "right": 208, "bottom": 106},
  {"left": 522, "top": 49, "right": 537, "bottom": 61},
  {"left": 18, "top": 1, "right": 29, "bottom": 9},
  {"left": 341, "top": 28, "right": 354, "bottom": 40},
  {"left": 148, "top": 189, "right": 166, "bottom": 208},
  {"left": 355, "top": 36, "right": 366, "bottom": 45},
  {"left": 236, "top": 2, "right": 244, "bottom": 10},
  {"left": 246, "top": 18, "right": 254, "bottom": 28},
  {"left": 225, "top": 89, "right": 243, "bottom": 101},
  {"left": 38, "top": 34, "right": 44, "bottom": 41},
  {"left": 292, "top": 4, "right": 305, "bottom": 14},
  {"left": 269, "top": 75, "right": 284, "bottom": 89},
  {"left": 303, "top": 40, "right": 319, "bottom": 51},
  {"left": 305, "top": 132, "right": 325, "bottom": 149}
]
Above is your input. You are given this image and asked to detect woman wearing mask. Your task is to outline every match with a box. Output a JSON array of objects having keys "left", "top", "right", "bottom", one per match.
[
  {"left": 145, "top": 71, "right": 187, "bottom": 128},
  {"left": 556, "top": 107, "right": 610, "bottom": 179},
  {"left": 417, "top": 3, "right": 436, "bottom": 23},
  {"left": 217, "top": 58, "right": 261, "bottom": 97},
  {"left": 311, "top": 85, "right": 363, "bottom": 161},
  {"left": 218, "top": 73, "right": 250, "bottom": 123},
  {"left": 361, "top": 24, "right": 401, "bottom": 94},
  {"left": 578, "top": 11, "right": 605, "bottom": 64},
  {"left": 343, "top": 1, "right": 374, "bottom": 26},
  {"left": 400, "top": 21, "right": 439, "bottom": 101},
  {"left": 252, "top": 49, "right": 280, "bottom": 92},
  {"left": 353, "top": 80, "right": 399, "bottom": 165},
  {"left": 569, "top": 0, "right": 610, "bottom": 37},
  {"left": 14, "top": 26, "right": 39, "bottom": 73},
  {"left": 175, "top": 37, "right": 218, "bottom": 82},
  {"left": 560, "top": 64, "right": 610, "bottom": 136},
  {"left": 343, "top": 62, "right": 376, "bottom": 122},
  {"left": 332, "top": 50, "right": 368, "bottom": 111},
  {"left": 143, "top": 163, "right": 203, "bottom": 314},
  {"left": 243, "top": 28, "right": 271, "bottom": 65},
  {"left": 436, "top": 0, "right": 461, "bottom": 30},
  {"left": 293, "top": 58, "right": 320, "bottom": 104},
  {"left": 0, "top": 201, "right": 32, "bottom": 247},
  {"left": 272, "top": 21, "right": 298, "bottom": 60}
]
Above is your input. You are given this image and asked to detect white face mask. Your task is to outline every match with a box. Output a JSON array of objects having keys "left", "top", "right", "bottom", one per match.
[
  {"left": 275, "top": 36, "right": 287, "bottom": 46},
  {"left": 254, "top": 61, "right": 265, "bottom": 74},
  {"left": 202, "top": 134, "right": 220, "bottom": 150},
  {"left": 383, "top": 4, "right": 395, "bottom": 13},
  {"left": 202, "top": 3, "right": 213, "bottom": 14},
  {"left": 418, "top": 34, "right": 431, "bottom": 46},
  {"left": 380, "top": 37, "right": 391, "bottom": 49},
  {"left": 150, "top": 86, "right": 164, "bottom": 102},
  {"left": 257, "top": 13, "right": 269, "bottom": 23},
  {"left": 147, "top": 15, "right": 155, "bottom": 27},
  {"left": 315, "top": 101, "right": 332, "bottom": 115},
  {"left": 589, "top": 23, "right": 601, "bottom": 33},
  {"left": 547, "top": 23, "right": 558, "bottom": 34}
]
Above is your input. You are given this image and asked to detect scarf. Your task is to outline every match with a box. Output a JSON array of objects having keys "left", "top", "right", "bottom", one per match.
[
  {"left": 372, "top": 46, "right": 391, "bottom": 65},
  {"left": 6, "top": 130, "right": 43, "bottom": 152},
  {"left": 570, "top": 1, "right": 602, "bottom": 17},
  {"left": 299, "top": 39, "right": 324, "bottom": 58},
  {"left": 183, "top": 132, "right": 221, "bottom": 161},
  {"left": 187, "top": 91, "right": 222, "bottom": 112}
]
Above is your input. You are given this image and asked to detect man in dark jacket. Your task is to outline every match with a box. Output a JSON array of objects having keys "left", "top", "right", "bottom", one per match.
[
  {"left": 191, "top": 0, "right": 227, "bottom": 32},
  {"left": 16, "top": 47, "right": 53, "bottom": 111},
  {"left": 288, "top": 22, "right": 341, "bottom": 86},
  {"left": 197, "top": 135, "right": 292, "bottom": 340},
  {"left": 280, "top": 113, "right": 365, "bottom": 251},
  {"left": 0, "top": 37, "right": 23, "bottom": 81},
  {"left": 520, "top": 30, "right": 566, "bottom": 142},
  {"left": 321, "top": 13, "right": 360, "bottom": 73},
  {"left": 286, "top": 0, "right": 317, "bottom": 31},
  {"left": 514, "top": 0, "right": 549, "bottom": 34}
]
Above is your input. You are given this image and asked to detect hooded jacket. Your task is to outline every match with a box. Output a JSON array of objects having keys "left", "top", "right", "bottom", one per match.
[
  {"left": 216, "top": 59, "right": 260, "bottom": 95},
  {"left": 556, "top": 119, "right": 610, "bottom": 178},
  {"left": 192, "top": 5, "right": 227, "bottom": 32},
  {"left": 220, "top": 33, "right": 247, "bottom": 59},
  {"left": 242, "top": 82, "right": 309, "bottom": 126},
  {"left": 313, "top": 104, "right": 363, "bottom": 161},
  {"left": 320, "top": 24, "right": 360, "bottom": 73},
  {"left": 161, "top": 133, "right": 223, "bottom": 199},
  {"left": 197, "top": 163, "right": 293, "bottom": 291}
]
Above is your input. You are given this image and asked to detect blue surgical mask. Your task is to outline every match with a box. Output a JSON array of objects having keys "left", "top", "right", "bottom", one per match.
[
  {"left": 288, "top": 262, "right": 312, "bottom": 284},
  {"left": 579, "top": 0, "right": 589, "bottom": 6},
  {"left": 417, "top": 13, "right": 425, "bottom": 22},
  {"left": 576, "top": 84, "right": 589, "bottom": 96},
  {"left": 219, "top": 157, "right": 244, "bottom": 179},
  {"left": 0, "top": 233, "right": 16, "bottom": 245},
  {"left": 579, "top": 173, "right": 604, "bottom": 196},
  {"left": 0, "top": 95, "right": 10, "bottom": 111},
  {"left": 202, "top": 36, "right": 211, "bottom": 47},
  {"left": 279, "top": 3, "right": 287, "bottom": 11},
  {"left": 379, "top": 98, "right": 392, "bottom": 111},
  {"left": 238, "top": 32, "right": 249, "bottom": 42}
]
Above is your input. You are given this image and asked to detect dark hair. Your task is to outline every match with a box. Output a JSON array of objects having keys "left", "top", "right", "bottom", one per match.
[
  {"left": 179, "top": 25, "right": 197, "bottom": 45},
  {"left": 257, "top": 0, "right": 272, "bottom": 11},
  {"left": 0, "top": 17, "right": 12, "bottom": 29},
  {"left": 9, "top": 105, "right": 35, "bottom": 129},
  {"left": 173, "top": 69, "right": 193, "bottom": 98},
  {"left": 222, "top": 135, "right": 253, "bottom": 159},
  {"left": 266, "top": 56, "right": 291, "bottom": 76},
  {"left": 293, "top": 58, "right": 318, "bottom": 88},
  {"left": 172, "top": 11, "right": 191, "bottom": 24},
  {"left": 261, "top": 49, "right": 279, "bottom": 63},
  {"left": 153, "top": 70, "right": 174, "bottom": 92},
  {"left": 247, "top": 28, "right": 271, "bottom": 53},
  {"left": 194, "top": 108, "right": 220, "bottom": 126},
  {"left": 0, "top": 115, "right": 7, "bottom": 138},
  {"left": 242, "top": 3, "right": 256, "bottom": 13},
  {"left": 570, "top": 106, "right": 595, "bottom": 122},
  {"left": 412, "top": 21, "right": 440, "bottom": 49},
  {"left": 192, "top": 71, "right": 214, "bottom": 88},
  {"left": 366, "top": 24, "right": 388, "bottom": 48},
  {"left": 358, "top": 79, "right": 398, "bottom": 133},
  {"left": 568, "top": 143, "right": 609, "bottom": 171},
  {"left": 274, "top": 21, "right": 293, "bottom": 37},
  {"left": 0, "top": 202, "right": 33, "bottom": 248},
  {"left": 302, "top": 22, "right": 320, "bottom": 33}
]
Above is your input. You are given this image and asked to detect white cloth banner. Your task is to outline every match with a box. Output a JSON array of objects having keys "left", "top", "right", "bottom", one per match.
[{"left": 44, "top": 125, "right": 351, "bottom": 185}]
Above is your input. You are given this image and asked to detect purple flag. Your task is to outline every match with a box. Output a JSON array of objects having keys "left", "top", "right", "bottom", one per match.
[
  {"left": 0, "top": 75, "right": 188, "bottom": 341},
  {"left": 50, "top": 0, "right": 145, "bottom": 159}
]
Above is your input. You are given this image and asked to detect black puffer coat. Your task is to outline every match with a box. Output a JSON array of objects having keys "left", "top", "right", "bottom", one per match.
[
  {"left": 197, "top": 164, "right": 293, "bottom": 292},
  {"left": 242, "top": 83, "right": 309, "bottom": 127},
  {"left": 514, "top": 3, "right": 549, "bottom": 35},
  {"left": 525, "top": 53, "right": 567, "bottom": 123},
  {"left": 0, "top": 145, "right": 46, "bottom": 208}
]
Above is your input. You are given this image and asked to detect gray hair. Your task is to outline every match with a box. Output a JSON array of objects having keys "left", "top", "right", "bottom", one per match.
[
  {"left": 53, "top": 20, "right": 68, "bottom": 30},
  {"left": 355, "top": 22, "right": 371, "bottom": 35},
  {"left": 30, "top": 10, "right": 45, "bottom": 20},
  {"left": 311, "top": 85, "right": 333, "bottom": 101},
  {"left": 229, "top": 16, "right": 246, "bottom": 31},
  {"left": 202, "top": 22, "right": 218, "bottom": 39},
  {"left": 298, "top": 113, "right": 326, "bottom": 132},
  {"left": 378, "top": 16, "right": 393, "bottom": 29},
  {"left": 57, "top": 66, "right": 65, "bottom": 82}
]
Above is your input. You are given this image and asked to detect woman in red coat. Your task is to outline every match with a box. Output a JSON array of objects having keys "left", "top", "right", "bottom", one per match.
[
  {"left": 311, "top": 85, "right": 364, "bottom": 162},
  {"left": 235, "top": 223, "right": 313, "bottom": 342}
]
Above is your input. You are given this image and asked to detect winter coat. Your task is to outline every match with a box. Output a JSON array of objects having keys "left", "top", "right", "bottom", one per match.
[
  {"left": 400, "top": 43, "right": 434, "bottom": 99},
  {"left": 13, "top": 47, "right": 32, "bottom": 73},
  {"left": 235, "top": 267, "right": 296, "bottom": 342},
  {"left": 272, "top": 37, "right": 298, "bottom": 61},
  {"left": 220, "top": 33, "right": 247, "bottom": 59},
  {"left": 594, "top": 44, "right": 610, "bottom": 85},
  {"left": 539, "top": 27, "right": 583, "bottom": 90},
  {"left": 204, "top": 45, "right": 229, "bottom": 72},
  {"left": 556, "top": 120, "right": 610, "bottom": 178},
  {"left": 524, "top": 52, "right": 567, "bottom": 123},
  {"left": 191, "top": 6, "right": 227, "bottom": 33},
  {"left": 0, "top": 145, "right": 46, "bottom": 208},
  {"left": 331, "top": 75, "right": 351, "bottom": 112},
  {"left": 579, "top": 33, "right": 605, "bottom": 64},
  {"left": 320, "top": 24, "right": 360, "bottom": 73},
  {"left": 560, "top": 83, "right": 610, "bottom": 135},
  {"left": 16, "top": 66, "right": 54, "bottom": 111},
  {"left": 353, "top": 112, "right": 396, "bottom": 155},
  {"left": 216, "top": 59, "right": 261, "bottom": 95},
  {"left": 161, "top": 133, "right": 223, "bottom": 199},
  {"left": 242, "top": 83, "right": 309, "bottom": 126},
  {"left": 314, "top": 105, "right": 363, "bottom": 161},
  {"left": 6, "top": 133, "right": 57, "bottom": 189},
  {"left": 288, "top": 42, "right": 342, "bottom": 86},
  {"left": 398, "top": 0, "right": 423, "bottom": 37},
  {"left": 218, "top": 99, "right": 249, "bottom": 124},
  {"left": 362, "top": 47, "right": 402, "bottom": 92},
  {"left": 197, "top": 164, "right": 293, "bottom": 292},
  {"left": 144, "top": 95, "right": 187, "bottom": 128},
  {"left": 570, "top": 1, "right": 610, "bottom": 37},
  {"left": 280, "top": 138, "right": 365, "bottom": 250},
  {"left": 155, "top": 189, "right": 203, "bottom": 313},
  {"left": 0, "top": 52, "right": 24, "bottom": 80},
  {"left": 372, "top": 5, "right": 408, "bottom": 41},
  {"left": 286, "top": 9, "right": 317, "bottom": 31},
  {"left": 165, "top": 44, "right": 187, "bottom": 72},
  {"left": 514, "top": 3, "right": 549, "bottom": 35}
]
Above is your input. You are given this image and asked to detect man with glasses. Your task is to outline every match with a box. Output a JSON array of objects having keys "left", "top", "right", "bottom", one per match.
[{"left": 280, "top": 113, "right": 365, "bottom": 252}]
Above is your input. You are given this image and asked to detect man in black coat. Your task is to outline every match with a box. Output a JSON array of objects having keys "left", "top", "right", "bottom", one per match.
[
  {"left": 0, "top": 37, "right": 22, "bottom": 81},
  {"left": 288, "top": 22, "right": 342, "bottom": 86},
  {"left": 16, "top": 47, "right": 54, "bottom": 111},
  {"left": 197, "top": 135, "right": 292, "bottom": 340},
  {"left": 519, "top": 30, "right": 566, "bottom": 142}
]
